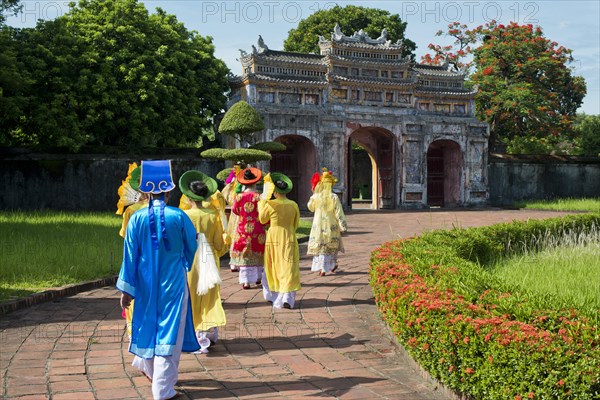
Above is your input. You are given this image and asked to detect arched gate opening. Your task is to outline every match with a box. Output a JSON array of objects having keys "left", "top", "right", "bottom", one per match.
[{"left": 347, "top": 127, "right": 395, "bottom": 210}]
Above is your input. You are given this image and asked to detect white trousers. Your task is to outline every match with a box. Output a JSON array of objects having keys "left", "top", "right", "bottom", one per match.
[
  {"left": 311, "top": 254, "right": 338, "bottom": 273},
  {"left": 238, "top": 265, "right": 263, "bottom": 285},
  {"left": 194, "top": 327, "right": 219, "bottom": 354},
  {"left": 132, "top": 284, "right": 188, "bottom": 400},
  {"left": 261, "top": 270, "right": 297, "bottom": 309}
]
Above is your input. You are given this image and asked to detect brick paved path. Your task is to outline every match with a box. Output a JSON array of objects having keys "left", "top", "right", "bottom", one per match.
[{"left": 0, "top": 209, "right": 574, "bottom": 399}]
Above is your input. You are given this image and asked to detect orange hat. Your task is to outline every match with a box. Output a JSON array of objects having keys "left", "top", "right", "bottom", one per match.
[{"left": 237, "top": 167, "right": 262, "bottom": 185}]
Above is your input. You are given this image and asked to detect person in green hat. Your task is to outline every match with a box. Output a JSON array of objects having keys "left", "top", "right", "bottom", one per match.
[
  {"left": 179, "top": 170, "right": 228, "bottom": 353},
  {"left": 258, "top": 172, "right": 301, "bottom": 309}
]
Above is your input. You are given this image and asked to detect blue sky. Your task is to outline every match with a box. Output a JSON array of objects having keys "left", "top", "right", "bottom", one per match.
[{"left": 7, "top": 1, "right": 600, "bottom": 114}]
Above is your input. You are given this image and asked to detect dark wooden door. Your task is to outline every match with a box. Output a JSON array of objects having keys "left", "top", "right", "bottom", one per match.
[
  {"left": 377, "top": 139, "right": 395, "bottom": 209},
  {"left": 270, "top": 151, "right": 300, "bottom": 202},
  {"left": 347, "top": 139, "right": 353, "bottom": 209},
  {"left": 427, "top": 148, "right": 444, "bottom": 206}
]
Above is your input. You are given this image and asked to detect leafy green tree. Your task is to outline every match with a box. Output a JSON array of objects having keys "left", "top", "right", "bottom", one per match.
[
  {"left": 424, "top": 22, "right": 586, "bottom": 152},
  {"left": 0, "top": 26, "right": 30, "bottom": 146},
  {"left": 0, "top": 0, "right": 21, "bottom": 24},
  {"left": 0, "top": 0, "right": 27, "bottom": 145},
  {"left": 284, "top": 5, "right": 415, "bottom": 59},
  {"left": 573, "top": 114, "right": 600, "bottom": 156},
  {"left": 6, "top": 0, "right": 230, "bottom": 151}
]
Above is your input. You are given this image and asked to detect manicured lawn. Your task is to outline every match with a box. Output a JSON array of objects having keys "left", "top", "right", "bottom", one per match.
[
  {"left": 489, "top": 235, "right": 600, "bottom": 317},
  {"left": 515, "top": 197, "right": 600, "bottom": 213},
  {"left": 0, "top": 211, "right": 123, "bottom": 302}
]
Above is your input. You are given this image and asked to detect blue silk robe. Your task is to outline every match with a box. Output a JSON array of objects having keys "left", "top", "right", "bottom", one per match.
[{"left": 117, "top": 202, "right": 200, "bottom": 358}]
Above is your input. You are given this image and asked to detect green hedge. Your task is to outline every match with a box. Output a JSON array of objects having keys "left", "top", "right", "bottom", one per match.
[
  {"left": 370, "top": 213, "right": 600, "bottom": 399},
  {"left": 249, "top": 141, "right": 286, "bottom": 152}
]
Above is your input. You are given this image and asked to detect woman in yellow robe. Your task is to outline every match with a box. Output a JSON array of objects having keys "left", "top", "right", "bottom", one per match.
[
  {"left": 307, "top": 168, "right": 347, "bottom": 276},
  {"left": 258, "top": 172, "right": 301, "bottom": 309},
  {"left": 179, "top": 170, "right": 228, "bottom": 354}
]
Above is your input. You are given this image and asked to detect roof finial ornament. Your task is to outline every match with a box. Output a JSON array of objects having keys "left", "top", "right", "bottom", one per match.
[
  {"left": 333, "top": 23, "right": 344, "bottom": 41},
  {"left": 257, "top": 35, "right": 269, "bottom": 54},
  {"left": 376, "top": 28, "right": 388, "bottom": 41}
]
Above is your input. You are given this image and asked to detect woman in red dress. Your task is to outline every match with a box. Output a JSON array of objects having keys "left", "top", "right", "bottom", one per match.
[{"left": 230, "top": 167, "right": 267, "bottom": 289}]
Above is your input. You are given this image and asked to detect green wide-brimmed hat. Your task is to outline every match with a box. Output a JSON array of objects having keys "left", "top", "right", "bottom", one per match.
[
  {"left": 129, "top": 167, "right": 141, "bottom": 191},
  {"left": 271, "top": 172, "right": 293, "bottom": 194},
  {"left": 179, "top": 170, "right": 217, "bottom": 201}
]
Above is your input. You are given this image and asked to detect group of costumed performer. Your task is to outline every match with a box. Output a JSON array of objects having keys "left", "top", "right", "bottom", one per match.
[
  {"left": 222, "top": 166, "right": 301, "bottom": 306},
  {"left": 307, "top": 168, "right": 348, "bottom": 276},
  {"left": 115, "top": 162, "right": 308, "bottom": 398},
  {"left": 178, "top": 170, "right": 228, "bottom": 354},
  {"left": 116, "top": 160, "right": 200, "bottom": 400}
]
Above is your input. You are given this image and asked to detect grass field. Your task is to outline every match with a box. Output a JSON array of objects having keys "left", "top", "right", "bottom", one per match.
[
  {"left": 0, "top": 211, "right": 313, "bottom": 302},
  {"left": 0, "top": 211, "right": 123, "bottom": 302},
  {"left": 515, "top": 197, "right": 600, "bottom": 213},
  {"left": 488, "top": 227, "right": 600, "bottom": 318}
]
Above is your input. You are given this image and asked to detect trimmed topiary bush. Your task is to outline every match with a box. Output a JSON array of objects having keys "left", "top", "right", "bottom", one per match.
[
  {"left": 218, "top": 100, "right": 265, "bottom": 143},
  {"left": 200, "top": 148, "right": 227, "bottom": 160},
  {"left": 221, "top": 148, "right": 271, "bottom": 165},
  {"left": 249, "top": 141, "right": 286, "bottom": 152}
]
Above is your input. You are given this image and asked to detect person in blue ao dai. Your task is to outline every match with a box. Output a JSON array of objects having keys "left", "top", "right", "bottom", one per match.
[{"left": 117, "top": 160, "right": 200, "bottom": 400}]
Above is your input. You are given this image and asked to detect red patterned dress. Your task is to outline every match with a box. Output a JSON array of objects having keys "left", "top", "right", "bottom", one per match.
[{"left": 230, "top": 191, "right": 266, "bottom": 285}]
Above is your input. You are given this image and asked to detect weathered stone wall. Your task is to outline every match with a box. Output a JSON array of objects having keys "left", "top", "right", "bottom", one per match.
[
  {"left": 0, "top": 150, "right": 223, "bottom": 211},
  {"left": 488, "top": 154, "right": 600, "bottom": 205}
]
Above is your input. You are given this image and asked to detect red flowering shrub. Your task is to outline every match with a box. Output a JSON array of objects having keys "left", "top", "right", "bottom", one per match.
[{"left": 370, "top": 213, "right": 600, "bottom": 399}]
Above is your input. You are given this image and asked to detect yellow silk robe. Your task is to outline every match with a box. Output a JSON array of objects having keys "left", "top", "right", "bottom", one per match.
[
  {"left": 184, "top": 208, "right": 228, "bottom": 331},
  {"left": 258, "top": 199, "right": 301, "bottom": 293}
]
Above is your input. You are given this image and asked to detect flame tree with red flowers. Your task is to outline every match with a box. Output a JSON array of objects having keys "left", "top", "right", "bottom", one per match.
[{"left": 423, "top": 21, "right": 586, "bottom": 153}]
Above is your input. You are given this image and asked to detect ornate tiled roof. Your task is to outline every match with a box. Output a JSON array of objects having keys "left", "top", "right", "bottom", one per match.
[
  {"left": 326, "top": 54, "right": 410, "bottom": 67},
  {"left": 415, "top": 88, "right": 476, "bottom": 97},
  {"left": 243, "top": 50, "right": 325, "bottom": 66},
  {"left": 413, "top": 64, "right": 466, "bottom": 77},
  {"left": 329, "top": 74, "right": 414, "bottom": 87},
  {"left": 245, "top": 73, "right": 327, "bottom": 86},
  {"left": 323, "top": 40, "right": 404, "bottom": 50},
  {"left": 319, "top": 23, "right": 405, "bottom": 50}
]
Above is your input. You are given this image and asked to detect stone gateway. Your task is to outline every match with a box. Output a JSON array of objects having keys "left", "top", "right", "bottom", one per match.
[{"left": 229, "top": 25, "right": 489, "bottom": 210}]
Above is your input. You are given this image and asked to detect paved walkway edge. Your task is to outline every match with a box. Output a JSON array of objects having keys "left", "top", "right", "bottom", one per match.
[{"left": 0, "top": 276, "right": 118, "bottom": 316}]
